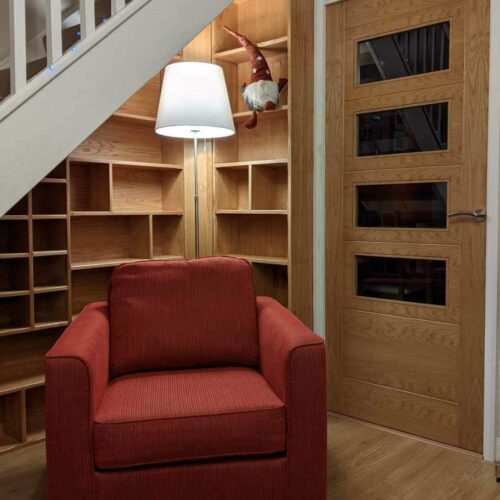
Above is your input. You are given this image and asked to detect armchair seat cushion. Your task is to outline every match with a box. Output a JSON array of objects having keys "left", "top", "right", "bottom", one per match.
[{"left": 93, "top": 367, "right": 286, "bottom": 470}]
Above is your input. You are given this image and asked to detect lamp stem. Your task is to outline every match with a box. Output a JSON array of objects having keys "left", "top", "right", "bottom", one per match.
[{"left": 193, "top": 133, "right": 200, "bottom": 258}]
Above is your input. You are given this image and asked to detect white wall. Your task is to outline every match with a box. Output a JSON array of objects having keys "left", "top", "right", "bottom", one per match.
[{"left": 313, "top": 0, "right": 500, "bottom": 461}]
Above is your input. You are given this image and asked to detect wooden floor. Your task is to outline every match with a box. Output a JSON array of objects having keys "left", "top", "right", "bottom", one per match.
[{"left": 0, "top": 416, "right": 498, "bottom": 499}]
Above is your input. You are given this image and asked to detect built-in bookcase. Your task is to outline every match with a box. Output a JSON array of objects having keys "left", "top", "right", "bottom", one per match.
[{"left": 212, "top": 0, "right": 291, "bottom": 306}]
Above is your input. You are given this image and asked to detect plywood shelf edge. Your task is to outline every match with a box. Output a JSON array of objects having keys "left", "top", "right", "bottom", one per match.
[{"left": 214, "top": 36, "right": 288, "bottom": 64}]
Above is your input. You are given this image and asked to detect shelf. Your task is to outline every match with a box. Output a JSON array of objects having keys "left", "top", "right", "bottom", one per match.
[
  {"left": 0, "top": 253, "right": 29, "bottom": 260},
  {"left": 45, "top": 161, "right": 67, "bottom": 179},
  {"left": 152, "top": 255, "right": 185, "bottom": 261},
  {"left": 113, "top": 111, "right": 156, "bottom": 126},
  {"left": 112, "top": 160, "right": 182, "bottom": 170},
  {"left": 40, "top": 178, "right": 67, "bottom": 185},
  {"left": 215, "top": 166, "right": 249, "bottom": 211},
  {"left": 34, "top": 286, "right": 68, "bottom": 294},
  {"left": 33, "top": 250, "right": 68, "bottom": 258},
  {"left": 233, "top": 106, "right": 288, "bottom": 124},
  {"left": 0, "top": 291, "right": 30, "bottom": 299},
  {"left": 0, "top": 392, "right": 23, "bottom": 450},
  {"left": 34, "top": 292, "right": 68, "bottom": 326},
  {"left": 32, "top": 215, "right": 67, "bottom": 220},
  {"left": 71, "top": 215, "right": 151, "bottom": 266},
  {"left": 222, "top": 254, "right": 288, "bottom": 266},
  {"left": 71, "top": 211, "right": 183, "bottom": 216},
  {"left": 34, "top": 321, "right": 68, "bottom": 331},
  {"left": 0, "top": 220, "right": 29, "bottom": 254},
  {"left": 152, "top": 216, "right": 184, "bottom": 259},
  {"left": 0, "top": 216, "right": 28, "bottom": 221},
  {"left": 252, "top": 263, "right": 288, "bottom": 307},
  {"left": 0, "top": 326, "right": 32, "bottom": 338},
  {"left": 26, "top": 386, "right": 45, "bottom": 440},
  {"left": 32, "top": 183, "right": 67, "bottom": 215},
  {"left": 215, "top": 159, "right": 288, "bottom": 169},
  {"left": 252, "top": 162, "right": 288, "bottom": 211},
  {"left": 71, "top": 267, "right": 114, "bottom": 316},
  {"left": 70, "top": 161, "right": 111, "bottom": 212},
  {"left": 4, "top": 195, "right": 28, "bottom": 217},
  {"left": 0, "top": 259, "right": 30, "bottom": 294},
  {"left": 0, "top": 375, "right": 45, "bottom": 397},
  {"left": 71, "top": 258, "right": 146, "bottom": 271},
  {"left": 33, "top": 220, "right": 67, "bottom": 252},
  {"left": 34, "top": 255, "right": 68, "bottom": 289},
  {"left": 216, "top": 214, "right": 287, "bottom": 260},
  {"left": 111, "top": 165, "right": 183, "bottom": 213},
  {"left": 0, "top": 297, "right": 30, "bottom": 334},
  {"left": 216, "top": 210, "right": 288, "bottom": 215},
  {"left": 214, "top": 36, "right": 288, "bottom": 64}
]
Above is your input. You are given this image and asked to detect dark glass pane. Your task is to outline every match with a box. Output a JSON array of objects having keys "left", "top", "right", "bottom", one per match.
[
  {"left": 356, "top": 255, "right": 446, "bottom": 306},
  {"left": 357, "top": 103, "right": 448, "bottom": 157},
  {"left": 357, "top": 182, "right": 447, "bottom": 228},
  {"left": 358, "top": 22, "right": 450, "bottom": 85}
]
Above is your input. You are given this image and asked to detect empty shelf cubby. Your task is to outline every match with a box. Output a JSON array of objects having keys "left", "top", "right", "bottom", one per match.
[
  {"left": 0, "top": 296, "right": 31, "bottom": 334},
  {"left": 71, "top": 267, "right": 114, "bottom": 316},
  {"left": 71, "top": 215, "right": 151, "bottom": 265},
  {"left": 0, "top": 259, "right": 30, "bottom": 293},
  {"left": 215, "top": 167, "right": 249, "bottom": 211},
  {"left": 45, "top": 161, "right": 67, "bottom": 179},
  {"left": 26, "top": 386, "right": 45, "bottom": 441},
  {"left": 216, "top": 214, "right": 288, "bottom": 259},
  {"left": 32, "top": 183, "right": 67, "bottom": 215},
  {"left": 33, "top": 220, "right": 67, "bottom": 252},
  {"left": 252, "top": 263, "right": 288, "bottom": 307},
  {"left": 5, "top": 195, "right": 28, "bottom": 216},
  {"left": 0, "top": 392, "right": 24, "bottom": 451},
  {"left": 34, "top": 291, "right": 68, "bottom": 326},
  {"left": 69, "top": 161, "right": 111, "bottom": 212},
  {"left": 111, "top": 165, "right": 183, "bottom": 213},
  {"left": 251, "top": 163, "right": 288, "bottom": 211},
  {"left": 34, "top": 255, "right": 68, "bottom": 288},
  {"left": 152, "top": 216, "right": 184, "bottom": 259},
  {"left": 0, "top": 220, "right": 29, "bottom": 255}
]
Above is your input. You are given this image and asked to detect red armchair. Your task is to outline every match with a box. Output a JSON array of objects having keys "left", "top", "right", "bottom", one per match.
[{"left": 46, "top": 257, "right": 326, "bottom": 500}]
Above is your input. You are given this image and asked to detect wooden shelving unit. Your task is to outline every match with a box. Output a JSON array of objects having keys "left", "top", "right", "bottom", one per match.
[
  {"left": 212, "top": 0, "right": 291, "bottom": 305},
  {"left": 0, "top": 0, "right": 315, "bottom": 455}
]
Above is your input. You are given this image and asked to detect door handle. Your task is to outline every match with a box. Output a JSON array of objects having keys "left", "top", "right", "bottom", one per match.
[{"left": 448, "top": 208, "right": 487, "bottom": 222}]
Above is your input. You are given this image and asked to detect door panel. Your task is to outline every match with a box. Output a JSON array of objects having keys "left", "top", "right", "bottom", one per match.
[
  {"left": 343, "top": 310, "right": 460, "bottom": 402},
  {"left": 326, "top": 0, "right": 489, "bottom": 452},
  {"left": 346, "top": 3, "right": 465, "bottom": 99}
]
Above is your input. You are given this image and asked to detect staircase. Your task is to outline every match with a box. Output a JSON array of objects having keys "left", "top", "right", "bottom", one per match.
[{"left": 0, "top": 0, "right": 233, "bottom": 215}]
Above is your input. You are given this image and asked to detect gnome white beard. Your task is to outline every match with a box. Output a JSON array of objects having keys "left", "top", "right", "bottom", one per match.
[{"left": 242, "top": 80, "right": 280, "bottom": 112}]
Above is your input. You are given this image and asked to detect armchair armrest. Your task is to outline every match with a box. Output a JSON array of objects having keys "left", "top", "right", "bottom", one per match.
[
  {"left": 257, "top": 297, "right": 326, "bottom": 500},
  {"left": 45, "top": 302, "right": 110, "bottom": 500}
]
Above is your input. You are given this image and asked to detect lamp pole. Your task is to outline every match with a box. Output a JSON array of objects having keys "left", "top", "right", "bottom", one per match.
[{"left": 192, "top": 131, "right": 200, "bottom": 258}]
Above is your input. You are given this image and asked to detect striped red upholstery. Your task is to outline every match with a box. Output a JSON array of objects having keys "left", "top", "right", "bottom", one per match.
[
  {"left": 109, "top": 257, "right": 258, "bottom": 377},
  {"left": 93, "top": 367, "right": 286, "bottom": 469}
]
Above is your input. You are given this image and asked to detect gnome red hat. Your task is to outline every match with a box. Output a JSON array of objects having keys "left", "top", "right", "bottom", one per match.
[{"left": 223, "top": 26, "right": 288, "bottom": 129}]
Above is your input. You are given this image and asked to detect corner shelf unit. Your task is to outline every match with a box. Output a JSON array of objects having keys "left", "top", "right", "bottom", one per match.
[{"left": 212, "top": 0, "right": 291, "bottom": 306}]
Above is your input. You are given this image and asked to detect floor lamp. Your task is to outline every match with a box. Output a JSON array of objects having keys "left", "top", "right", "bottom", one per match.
[{"left": 155, "top": 62, "right": 235, "bottom": 258}]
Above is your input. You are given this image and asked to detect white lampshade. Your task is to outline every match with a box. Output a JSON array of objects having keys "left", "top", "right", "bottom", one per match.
[{"left": 155, "top": 62, "right": 235, "bottom": 139}]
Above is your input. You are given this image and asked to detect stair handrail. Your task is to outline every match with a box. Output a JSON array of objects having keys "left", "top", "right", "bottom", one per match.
[{"left": 0, "top": 0, "right": 151, "bottom": 124}]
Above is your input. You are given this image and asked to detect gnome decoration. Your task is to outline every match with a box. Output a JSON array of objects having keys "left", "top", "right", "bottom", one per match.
[{"left": 223, "top": 26, "right": 288, "bottom": 129}]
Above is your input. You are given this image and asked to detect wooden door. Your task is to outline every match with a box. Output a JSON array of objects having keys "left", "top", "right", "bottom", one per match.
[{"left": 325, "top": 0, "right": 490, "bottom": 452}]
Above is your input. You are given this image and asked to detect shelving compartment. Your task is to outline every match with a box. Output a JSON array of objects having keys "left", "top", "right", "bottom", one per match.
[
  {"left": 0, "top": 259, "right": 30, "bottom": 294},
  {"left": 33, "top": 220, "right": 67, "bottom": 252},
  {"left": 34, "top": 291, "right": 68, "bottom": 327},
  {"left": 71, "top": 215, "right": 151, "bottom": 267},
  {"left": 112, "top": 165, "right": 183, "bottom": 213},
  {"left": 215, "top": 166, "right": 249, "bottom": 211},
  {"left": 34, "top": 255, "right": 68, "bottom": 289},
  {"left": 70, "top": 161, "right": 110, "bottom": 213},
  {"left": 216, "top": 214, "right": 288, "bottom": 261},
  {"left": 26, "top": 386, "right": 45, "bottom": 442},
  {"left": 0, "top": 220, "right": 29, "bottom": 255},
  {"left": 152, "top": 216, "right": 184, "bottom": 259},
  {"left": 32, "top": 183, "right": 67, "bottom": 215},
  {"left": 0, "top": 330, "right": 62, "bottom": 394},
  {"left": 251, "top": 163, "right": 288, "bottom": 211},
  {"left": 0, "top": 392, "right": 24, "bottom": 452},
  {"left": 252, "top": 263, "right": 288, "bottom": 307},
  {"left": 4, "top": 195, "right": 28, "bottom": 216},
  {"left": 71, "top": 267, "right": 114, "bottom": 316},
  {"left": 45, "top": 161, "right": 67, "bottom": 179},
  {"left": 0, "top": 296, "right": 31, "bottom": 335}
]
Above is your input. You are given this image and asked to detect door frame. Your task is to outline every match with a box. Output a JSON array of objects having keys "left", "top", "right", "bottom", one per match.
[{"left": 313, "top": 0, "right": 500, "bottom": 460}]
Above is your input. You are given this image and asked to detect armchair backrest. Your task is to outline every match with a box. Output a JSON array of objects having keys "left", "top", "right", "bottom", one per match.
[{"left": 108, "top": 257, "right": 258, "bottom": 377}]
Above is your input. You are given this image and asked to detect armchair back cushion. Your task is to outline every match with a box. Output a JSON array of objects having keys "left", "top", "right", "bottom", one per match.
[{"left": 109, "top": 257, "right": 258, "bottom": 377}]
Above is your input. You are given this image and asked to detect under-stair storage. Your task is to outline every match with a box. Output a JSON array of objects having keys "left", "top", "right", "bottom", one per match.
[
  {"left": 0, "top": 392, "right": 24, "bottom": 452},
  {"left": 152, "top": 216, "right": 184, "bottom": 259},
  {"left": 70, "top": 161, "right": 111, "bottom": 213},
  {"left": 71, "top": 267, "right": 114, "bottom": 317},
  {"left": 0, "top": 221, "right": 29, "bottom": 256},
  {"left": 32, "top": 183, "right": 67, "bottom": 216},
  {"left": 26, "top": 386, "right": 45, "bottom": 442},
  {"left": 0, "top": 259, "right": 30, "bottom": 295},
  {"left": 252, "top": 263, "right": 288, "bottom": 307},
  {"left": 33, "top": 220, "right": 68, "bottom": 253},
  {"left": 0, "top": 297, "right": 31, "bottom": 335}
]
